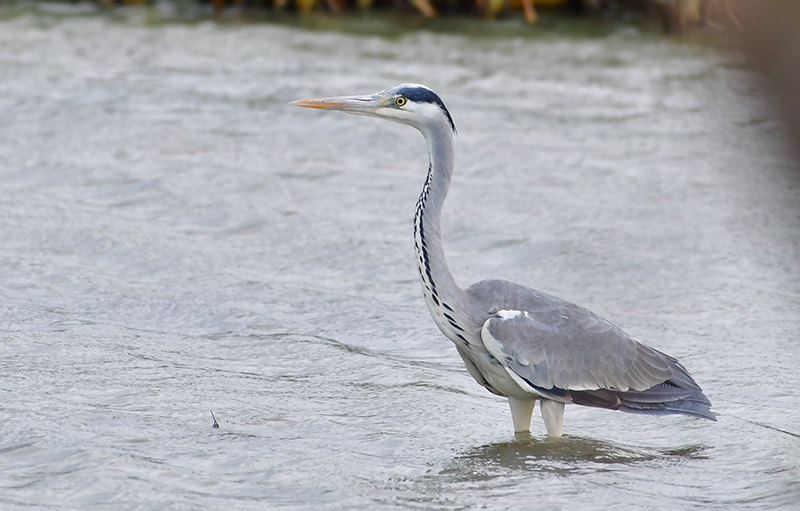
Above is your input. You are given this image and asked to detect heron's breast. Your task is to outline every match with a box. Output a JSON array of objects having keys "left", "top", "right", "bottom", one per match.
[{"left": 461, "top": 341, "right": 534, "bottom": 399}]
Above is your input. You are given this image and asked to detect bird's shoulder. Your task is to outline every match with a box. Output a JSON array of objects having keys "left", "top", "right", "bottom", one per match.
[{"left": 465, "top": 279, "right": 620, "bottom": 337}]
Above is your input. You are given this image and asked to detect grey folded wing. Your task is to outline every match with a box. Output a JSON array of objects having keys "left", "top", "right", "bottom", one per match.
[{"left": 479, "top": 303, "right": 715, "bottom": 420}]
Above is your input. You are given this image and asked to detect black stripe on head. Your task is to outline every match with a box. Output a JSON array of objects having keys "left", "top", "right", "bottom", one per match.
[{"left": 395, "top": 85, "right": 457, "bottom": 134}]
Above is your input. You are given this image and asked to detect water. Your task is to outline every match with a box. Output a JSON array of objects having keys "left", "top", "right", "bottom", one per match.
[{"left": 1, "top": 7, "right": 799, "bottom": 510}]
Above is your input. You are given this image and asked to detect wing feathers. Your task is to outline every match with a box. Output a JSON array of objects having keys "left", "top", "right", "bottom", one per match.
[
  {"left": 478, "top": 299, "right": 714, "bottom": 421},
  {"left": 481, "top": 310, "right": 674, "bottom": 392},
  {"left": 571, "top": 386, "right": 716, "bottom": 420}
]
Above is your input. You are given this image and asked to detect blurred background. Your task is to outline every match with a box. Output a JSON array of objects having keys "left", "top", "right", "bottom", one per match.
[
  {"left": 8, "top": 0, "right": 789, "bottom": 35},
  {"left": 1, "top": 1, "right": 798, "bottom": 510}
]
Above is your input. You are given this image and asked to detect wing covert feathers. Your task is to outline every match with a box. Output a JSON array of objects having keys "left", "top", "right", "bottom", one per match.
[{"left": 472, "top": 280, "right": 714, "bottom": 421}]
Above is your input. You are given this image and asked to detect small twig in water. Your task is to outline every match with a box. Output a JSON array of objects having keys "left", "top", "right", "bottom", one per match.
[{"left": 211, "top": 411, "right": 220, "bottom": 429}]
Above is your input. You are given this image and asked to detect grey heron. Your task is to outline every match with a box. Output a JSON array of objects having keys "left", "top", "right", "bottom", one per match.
[{"left": 291, "top": 84, "right": 715, "bottom": 437}]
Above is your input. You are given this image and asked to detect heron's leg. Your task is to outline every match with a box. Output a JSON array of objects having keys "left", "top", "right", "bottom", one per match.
[
  {"left": 540, "top": 399, "right": 565, "bottom": 438},
  {"left": 508, "top": 396, "right": 536, "bottom": 432}
]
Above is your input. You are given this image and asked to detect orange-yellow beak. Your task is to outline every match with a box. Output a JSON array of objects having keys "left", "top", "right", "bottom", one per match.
[{"left": 290, "top": 94, "right": 384, "bottom": 116}]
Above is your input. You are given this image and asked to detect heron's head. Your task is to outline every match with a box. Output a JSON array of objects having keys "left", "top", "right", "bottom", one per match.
[{"left": 291, "top": 84, "right": 456, "bottom": 135}]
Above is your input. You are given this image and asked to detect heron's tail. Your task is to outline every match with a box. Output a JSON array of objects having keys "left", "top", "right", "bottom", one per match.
[{"left": 571, "top": 382, "right": 716, "bottom": 421}]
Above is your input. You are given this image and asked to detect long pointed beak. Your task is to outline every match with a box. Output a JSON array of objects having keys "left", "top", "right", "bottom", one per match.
[{"left": 290, "top": 94, "right": 383, "bottom": 115}]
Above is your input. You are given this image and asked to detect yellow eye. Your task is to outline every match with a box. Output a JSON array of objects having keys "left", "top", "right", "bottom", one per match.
[{"left": 395, "top": 97, "right": 406, "bottom": 107}]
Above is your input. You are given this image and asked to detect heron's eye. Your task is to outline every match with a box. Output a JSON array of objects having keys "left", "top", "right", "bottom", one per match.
[{"left": 395, "top": 97, "right": 406, "bottom": 107}]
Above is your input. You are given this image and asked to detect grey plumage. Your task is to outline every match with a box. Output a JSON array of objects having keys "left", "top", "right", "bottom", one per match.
[
  {"left": 292, "top": 84, "right": 715, "bottom": 437},
  {"left": 470, "top": 279, "right": 714, "bottom": 420}
]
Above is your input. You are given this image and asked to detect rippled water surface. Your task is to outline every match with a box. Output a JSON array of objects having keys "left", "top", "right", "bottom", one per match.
[{"left": 1, "top": 8, "right": 799, "bottom": 510}]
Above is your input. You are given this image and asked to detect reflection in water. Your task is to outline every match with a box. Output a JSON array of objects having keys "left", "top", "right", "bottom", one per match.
[
  {"left": 443, "top": 434, "right": 709, "bottom": 478},
  {"left": 389, "top": 436, "right": 713, "bottom": 509}
]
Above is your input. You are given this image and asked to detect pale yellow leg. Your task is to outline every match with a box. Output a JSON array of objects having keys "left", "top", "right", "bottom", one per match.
[
  {"left": 540, "top": 399, "right": 565, "bottom": 438},
  {"left": 508, "top": 396, "right": 537, "bottom": 432}
]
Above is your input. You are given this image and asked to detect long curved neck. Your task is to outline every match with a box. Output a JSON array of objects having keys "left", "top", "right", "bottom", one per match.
[{"left": 413, "top": 123, "right": 464, "bottom": 315}]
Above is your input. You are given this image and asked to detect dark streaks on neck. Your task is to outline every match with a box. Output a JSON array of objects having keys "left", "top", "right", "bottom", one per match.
[{"left": 414, "top": 162, "right": 439, "bottom": 303}]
